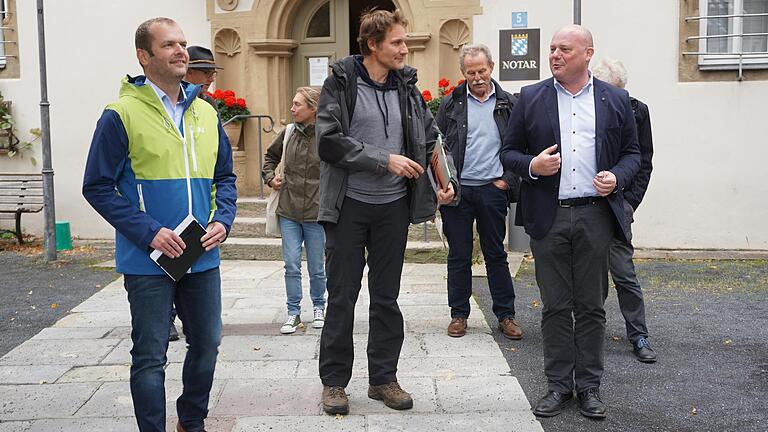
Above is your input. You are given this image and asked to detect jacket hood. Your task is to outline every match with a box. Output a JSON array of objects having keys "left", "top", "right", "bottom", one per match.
[
  {"left": 120, "top": 75, "right": 201, "bottom": 113},
  {"left": 330, "top": 55, "right": 418, "bottom": 87}
]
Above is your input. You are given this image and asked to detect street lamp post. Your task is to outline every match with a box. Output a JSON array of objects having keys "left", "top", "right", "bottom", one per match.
[{"left": 36, "top": 0, "right": 56, "bottom": 261}]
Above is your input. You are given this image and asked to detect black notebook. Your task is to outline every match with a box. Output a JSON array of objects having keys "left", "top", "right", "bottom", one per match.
[{"left": 150, "top": 215, "right": 207, "bottom": 282}]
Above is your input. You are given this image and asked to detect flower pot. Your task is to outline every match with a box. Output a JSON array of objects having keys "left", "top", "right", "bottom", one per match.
[{"left": 223, "top": 122, "right": 243, "bottom": 150}]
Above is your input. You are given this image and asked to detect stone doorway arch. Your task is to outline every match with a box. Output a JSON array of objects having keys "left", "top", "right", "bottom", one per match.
[{"left": 207, "top": 0, "right": 482, "bottom": 195}]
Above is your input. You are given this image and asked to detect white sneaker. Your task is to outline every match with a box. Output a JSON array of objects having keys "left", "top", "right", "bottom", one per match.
[
  {"left": 312, "top": 307, "right": 325, "bottom": 329},
  {"left": 280, "top": 314, "right": 301, "bottom": 334}
]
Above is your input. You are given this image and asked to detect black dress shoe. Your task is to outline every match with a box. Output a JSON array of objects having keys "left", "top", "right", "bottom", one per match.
[
  {"left": 577, "top": 387, "right": 606, "bottom": 419},
  {"left": 532, "top": 391, "right": 573, "bottom": 417},
  {"left": 633, "top": 337, "right": 657, "bottom": 363}
]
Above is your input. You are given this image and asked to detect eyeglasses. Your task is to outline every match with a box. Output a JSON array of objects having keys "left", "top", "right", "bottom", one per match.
[{"left": 191, "top": 69, "right": 218, "bottom": 78}]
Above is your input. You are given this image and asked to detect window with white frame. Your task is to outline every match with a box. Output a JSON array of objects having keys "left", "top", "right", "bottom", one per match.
[{"left": 698, "top": 0, "right": 768, "bottom": 69}]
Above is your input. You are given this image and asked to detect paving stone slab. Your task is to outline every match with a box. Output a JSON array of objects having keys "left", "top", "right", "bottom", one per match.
[
  {"left": 212, "top": 379, "right": 323, "bottom": 416},
  {"left": 221, "top": 308, "right": 282, "bottom": 325},
  {"left": 166, "top": 360, "right": 299, "bottom": 380},
  {"left": 57, "top": 365, "right": 130, "bottom": 383},
  {"left": 218, "top": 335, "right": 318, "bottom": 361},
  {"left": 100, "top": 338, "right": 188, "bottom": 365},
  {"left": 74, "top": 380, "right": 224, "bottom": 418},
  {"left": 52, "top": 311, "right": 131, "bottom": 328},
  {"left": 0, "top": 365, "right": 72, "bottom": 384},
  {"left": 366, "top": 412, "right": 543, "bottom": 432},
  {"left": 25, "top": 417, "right": 137, "bottom": 432},
  {"left": 0, "top": 339, "right": 121, "bottom": 367},
  {"left": 399, "top": 304, "right": 453, "bottom": 321},
  {"left": 0, "top": 421, "right": 32, "bottom": 432},
  {"left": 104, "top": 327, "right": 132, "bottom": 339},
  {"left": 405, "top": 318, "right": 491, "bottom": 334},
  {"left": 31, "top": 327, "right": 113, "bottom": 340},
  {"left": 232, "top": 415, "right": 367, "bottom": 432},
  {"left": 421, "top": 333, "right": 504, "bottom": 357},
  {"left": 71, "top": 297, "right": 128, "bottom": 313},
  {"left": 296, "top": 355, "right": 510, "bottom": 380},
  {"left": 167, "top": 416, "right": 237, "bottom": 432},
  {"left": 435, "top": 376, "right": 531, "bottom": 413},
  {"left": 0, "top": 383, "right": 99, "bottom": 420},
  {"left": 352, "top": 334, "right": 425, "bottom": 359}
]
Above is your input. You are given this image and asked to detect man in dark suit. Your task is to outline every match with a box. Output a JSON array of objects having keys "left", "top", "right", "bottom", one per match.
[{"left": 500, "top": 25, "right": 640, "bottom": 419}]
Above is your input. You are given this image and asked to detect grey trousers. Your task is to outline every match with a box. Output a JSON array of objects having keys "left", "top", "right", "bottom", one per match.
[
  {"left": 608, "top": 199, "right": 649, "bottom": 344},
  {"left": 530, "top": 200, "right": 614, "bottom": 394}
]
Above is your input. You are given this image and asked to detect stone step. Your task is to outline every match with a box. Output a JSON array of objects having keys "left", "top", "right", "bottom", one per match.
[
  {"left": 237, "top": 197, "right": 268, "bottom": 217},
  {"left": 230, "top": 216, "right": 444, "bottom": 242},
  {"left": 221, "top": 237, "right": 448, "bottom": 263}
]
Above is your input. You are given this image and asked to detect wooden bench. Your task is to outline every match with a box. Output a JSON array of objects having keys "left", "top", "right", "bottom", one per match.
[{"left": 0, "top": 173, "right": 44, "bottom": 244}]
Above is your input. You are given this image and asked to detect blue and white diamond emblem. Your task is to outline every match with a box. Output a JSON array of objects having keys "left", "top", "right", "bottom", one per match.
[{"left": 511, "top": 34, "right": 528, "bottom": 56}]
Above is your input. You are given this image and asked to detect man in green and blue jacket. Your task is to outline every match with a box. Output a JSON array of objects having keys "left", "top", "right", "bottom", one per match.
[{"left": 82, "top": 17, "right": 236, "bottom": 432}]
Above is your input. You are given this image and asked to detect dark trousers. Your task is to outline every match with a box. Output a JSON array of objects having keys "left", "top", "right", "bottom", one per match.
[
  {"left": 530, "top": 200, "right": 613, "bottom": 394},
  {"left": 609, "top": 199, "right": 649, "bottom": 343},
  {"left": 124, "top": 268, "right": 222, "bottom": 432},
  {"left": 319, "top": 196, "right": 409, "bottom": 387},
  {"left": 440, "top": 183, "right": 516, "bottom": 321}
]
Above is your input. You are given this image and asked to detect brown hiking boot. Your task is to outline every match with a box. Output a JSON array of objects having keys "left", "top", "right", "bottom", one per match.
[
  {"left": 368, "top": 381, "right": 414, "bottom": 410},
  {"left": 447, "top": 317, "right": 468, "bottom": 337},
  {"left": 322, "top": 385, "right": 349, "bottom": 415},
  {"left": 176, "top": 422, "right": 206, "bottom": 432},
  {"left": 499, "top": 317, "right": 523, "bottom": 340}
]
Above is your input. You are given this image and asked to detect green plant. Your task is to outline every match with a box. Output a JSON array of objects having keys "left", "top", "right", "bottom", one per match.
[
  {"left": 0, "top": 90, "right": 40, "bottom": 165},
  {"left": 421, "top": 77, "right": 464, "bottom": 117},
  {"left": 207, "top": 89, "right": 250, "bottom": 124}
]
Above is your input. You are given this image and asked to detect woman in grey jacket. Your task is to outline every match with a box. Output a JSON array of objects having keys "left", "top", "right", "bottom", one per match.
[{"left": 262, "top": 87, "right": 326, "bottom": 334}]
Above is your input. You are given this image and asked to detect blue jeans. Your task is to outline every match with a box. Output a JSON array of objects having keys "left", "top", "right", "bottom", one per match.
[
  {"left": 279, "top": 216, "right": 327, "bottom": 315},
  {"left": 440, "top": 183, "right": 516, "bottom": 321},
  {"left": 124, "top": 268, "right": 222, "bottom": 432}
]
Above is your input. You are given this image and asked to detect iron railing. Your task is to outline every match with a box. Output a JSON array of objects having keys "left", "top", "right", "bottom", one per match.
[{"left": 683, "top": 11, "right": 768, "bottom": 80}]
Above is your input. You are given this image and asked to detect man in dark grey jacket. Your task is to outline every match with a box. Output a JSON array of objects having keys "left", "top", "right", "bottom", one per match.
[
  {"left": 592, "top": 58, "right": 656, "bottom": 363},
  {"left": 315, "top": 9, "right": 456, "bottom": 416},
  {"left": 435, "top": 44, "right": 522, "bottom": 341}
]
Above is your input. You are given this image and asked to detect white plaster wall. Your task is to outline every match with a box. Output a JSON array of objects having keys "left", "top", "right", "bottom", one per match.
[
  {"left": 0, "top": 1, "right": 210, "bottom": 238},
  {"left": 477, "top": 0, "right": 768, "bottom": 249}
]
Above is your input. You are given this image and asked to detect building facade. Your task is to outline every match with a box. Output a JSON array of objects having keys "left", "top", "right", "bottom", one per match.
[{"left": 0, "top": 0, "right": 766, "bottom": 249}]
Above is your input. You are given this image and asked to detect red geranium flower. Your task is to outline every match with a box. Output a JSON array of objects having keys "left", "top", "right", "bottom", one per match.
[
  {"left": 236, "top": 98, "right": 247, "bottom": 108},
  {"left": 445, "top": 86, "right": 456, "bottom": 95},
  {"left": 223, "top": 90, "right": 235, "bottom": 98},
  {"left": 224, "top": 96, "right": 236, "bottom": 107},
  {"left": 421, "top": 89, "right": 433, "bottom": 102},
  {"left": 213, "top": 89, "right": 224, "bottom": 99},
  {"left": 438, "top": 78, "right": 450, "bottom": 88}
]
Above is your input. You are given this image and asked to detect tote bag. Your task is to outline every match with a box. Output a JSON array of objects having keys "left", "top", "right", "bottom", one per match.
[{"left": 265, "top": 124, "right": 294, "bottom": 237}]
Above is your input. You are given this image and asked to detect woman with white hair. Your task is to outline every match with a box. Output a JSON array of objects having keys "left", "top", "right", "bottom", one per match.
[
  {"left": 592, "top": 58, "right": 658, "bottom": 364},
  {"left": 262, "top": 87, "right": 327, "bottom": 334}
]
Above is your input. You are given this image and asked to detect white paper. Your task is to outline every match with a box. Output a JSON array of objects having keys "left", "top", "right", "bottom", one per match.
[{"left": 309, "top": 57, "right": 329, "bottom": 86}]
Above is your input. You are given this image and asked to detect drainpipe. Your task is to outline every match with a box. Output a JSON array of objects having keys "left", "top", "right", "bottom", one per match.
[{"left": 574, "top": 0, "right": 581, "bottom": 24}]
